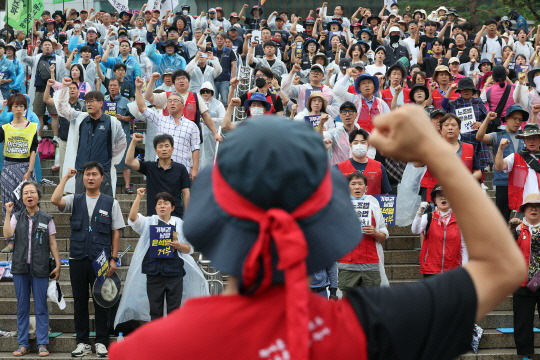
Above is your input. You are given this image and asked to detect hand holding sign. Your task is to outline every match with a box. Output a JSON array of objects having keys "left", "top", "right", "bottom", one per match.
[{"left": 456, "top": 106, "right": 476, "bottom": 133}]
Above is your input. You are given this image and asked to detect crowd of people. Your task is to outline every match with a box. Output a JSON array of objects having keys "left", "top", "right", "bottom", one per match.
[{"left": 0, "top": 1, "right": 540, "bottom": 358}]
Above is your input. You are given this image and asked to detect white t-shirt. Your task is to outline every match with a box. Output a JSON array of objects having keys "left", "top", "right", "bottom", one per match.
[
  {"left": 365, "top": 64, "right": 387, "bottom": 76},
  {"left": 503, "top": 153, "right": 540, "bottom": 203},
  {"left": 481, "top": 36, "right": 506, "bottom": 60}
]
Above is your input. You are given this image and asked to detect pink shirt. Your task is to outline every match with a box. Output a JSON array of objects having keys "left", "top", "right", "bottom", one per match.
[{"left": 11, "top": 210, "right": 56, "bottom": 264}]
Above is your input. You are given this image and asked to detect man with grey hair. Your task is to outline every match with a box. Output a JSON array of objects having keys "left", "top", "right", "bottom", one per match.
[{"left": 135, "top": 76, "right": 201, "bottom": 180}]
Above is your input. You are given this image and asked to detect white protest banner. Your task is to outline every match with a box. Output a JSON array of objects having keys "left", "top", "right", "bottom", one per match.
[
  {"left": 384, "top": 0, "right": 397, "bottom": 8},
  {"left": 456, "top": 106, "right": 476, "bottom": 133},
  {"left": 252, "top": 30, "right": 262, "bottom": 44},
  {"left": 352, "top": 199, "right": 372, "bottom": 226},
  {"left": 108, "top": 0, "right": 128, "bottom": 12}
]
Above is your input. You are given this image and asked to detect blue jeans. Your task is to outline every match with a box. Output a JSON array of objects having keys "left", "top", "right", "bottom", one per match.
[
  {"left": 13, "top": 266, "right": 50, "bottom": 348},
  {"left": 214, "top": 80, "right": 231, "bottom": 105}
]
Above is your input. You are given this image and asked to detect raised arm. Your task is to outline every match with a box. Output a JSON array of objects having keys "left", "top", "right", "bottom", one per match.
[
  {"left": 223, "top": 97, "right": 240, "bottom": 130},
  {"left": 476, "top": 112, "right": 497, "bottom": 144},
  {"left": 135, "top": 77, "right": 147, "bottom": 114},
  {"left": 125, "top": 132, "right": 143, "bottom": 171},
  {"left": 55, "top": 78, "right": 79, "bottom": 121},
  {"left": 51, "top": 168, "right": 77, "bottom": 211},
  {"left": 129, "top": 188, "right": 145, "bottom": 222},
  {"left": 494, "top": 139, "right": 510, "bottom": 171},
  {"left": 370, "top": 104, "right": 527, "bottom": 322},
  {"left": 473, "top": 25, "right": 485, "bottom": 46}
]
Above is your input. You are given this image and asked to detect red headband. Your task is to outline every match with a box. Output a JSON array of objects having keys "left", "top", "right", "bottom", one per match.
[{"left": 212, "top": 164, "right": 333, "bottom": 360}]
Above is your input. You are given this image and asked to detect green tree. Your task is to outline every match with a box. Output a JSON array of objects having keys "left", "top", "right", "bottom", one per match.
[{"left": 499, "top": 0, "right": 540, "bottom": 23}]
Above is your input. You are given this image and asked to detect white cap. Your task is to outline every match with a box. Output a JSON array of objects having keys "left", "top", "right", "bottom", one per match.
[
  {"left": 388, "top": 26, "right": 401, "bottom": 33},
  {"left": 87, "top": 26, "right": 97, "bottom": 33},
  {"left": 310, "top": 64, "right": 325, "bottom": 73},
  {"left": 47, "top": 280, "right": 66, "bottom": 310}
]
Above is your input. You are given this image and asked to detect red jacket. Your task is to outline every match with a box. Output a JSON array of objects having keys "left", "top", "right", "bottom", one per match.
[
  {"left": 356, "top": 97, "right": 382, "bottom": 133},
  {"left": 380, "top": 88, "right": 411, "bottom": 109},
  {"left": 421, "top": 143, "right": 474, "bottom": 202},
  {"left": 431, "top": 88, "right": 459, "bottom": 109},
  {"left": 339, "top": 213, "right": 378, "bottom": 264},
  {"left": 508, "top": 153, "right": 540, "bottom": 211},
  {"left": 419, "top": 211, "right": 462, "bottom": 274},
  {"left": 109, "top": 287, "right": 369, "bottom": 359},
  {"left": 337, "top": 158, "right": 382, "bottom": 195},
  {"left": 517, "top": 223, "right": 536, "bottom": 287}
]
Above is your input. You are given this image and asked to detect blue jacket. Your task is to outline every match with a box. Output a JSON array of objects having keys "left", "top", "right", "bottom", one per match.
[
  {"left": 146, "top": 43, "right": 187, "bottom": 87},
  {"left": 9, "top": 57, "right": 25, "bottom": 94},
  {"left": 68, "top": 36, "right": 104, "bottom": 62},
  {"left": 0, "top": 55, "right": 15, "bottom": 92},
  {"left": 102, "top": 54, "right": 141, "bottom": 87}
]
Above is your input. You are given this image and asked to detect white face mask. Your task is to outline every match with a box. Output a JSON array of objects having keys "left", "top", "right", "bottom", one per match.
[
  {"left": 352, "top": 144, "right": 368, "bottom": 157},
  {"left": 535, "top": 75, "right": 540, "bottom": 92},
  {"left": 250, "top": 107, "right": 265, "bottom": 117},
  {"left": 183, "top": 10, "right": 188, "bottom": 15}
]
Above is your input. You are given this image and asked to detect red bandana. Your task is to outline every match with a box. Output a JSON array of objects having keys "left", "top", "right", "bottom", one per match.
[{"left": 212, "top": 165, "right": 333, "bottom": 360}]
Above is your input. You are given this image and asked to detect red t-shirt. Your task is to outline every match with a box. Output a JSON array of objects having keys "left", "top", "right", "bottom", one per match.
[{"left": 109, "top": 286, "right": 368, "bottom": 359}]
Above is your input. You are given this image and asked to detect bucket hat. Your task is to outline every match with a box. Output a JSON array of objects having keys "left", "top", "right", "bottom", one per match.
[
  {"left": 516, "top": 124, "right": 540, "bottom": 139},
  {"left": 92, "top": 273, "right": 121, "bottom": 308},
  {"left": 520, "top": 193, "right": 540, "bottom": 212},
  {"left": 243, "top": 92, "right": 271, "bottom": 111}
]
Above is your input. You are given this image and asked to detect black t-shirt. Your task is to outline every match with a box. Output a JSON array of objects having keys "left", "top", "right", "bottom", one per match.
[
  {"left": 348, "top": 267, "right": 477, "bottom": 360},
  {"left": 421, "top": 56, "right": 449, "bottom": 78},
  {"left": 138, "top": 160, "right": 191, "bottom": 218},
  {"left": 419, "top": 34, "right": 436, "bottom": 58},
  {"left": 239, "top": 90, "right": 284, "bottom": 114}
]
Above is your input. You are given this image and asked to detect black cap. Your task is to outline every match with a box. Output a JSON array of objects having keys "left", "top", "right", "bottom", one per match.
[{"left": 340, "top": 101, "right": 357, "bottom": 112}]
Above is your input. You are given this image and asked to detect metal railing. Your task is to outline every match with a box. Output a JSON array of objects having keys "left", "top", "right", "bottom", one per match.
[
  {"left": 197, "top": 254, "right": 224, "bottom": 295},
  {"left": 233, "top": 66, "right": 254, "bottom": 123}
]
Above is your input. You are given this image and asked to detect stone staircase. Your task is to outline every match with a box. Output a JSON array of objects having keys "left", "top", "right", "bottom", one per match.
[{"left": 0, "top": 134, "right": 536, "bottom": 358}]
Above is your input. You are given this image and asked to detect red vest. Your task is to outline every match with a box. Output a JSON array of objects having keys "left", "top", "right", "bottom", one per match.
[
  {"left": 380, "top": 88, "right": 411, "bottom": 108},
  {"left": 339, "top": 213, "right": 379, "bottom": 264},
  {"left": 356, "top": 98, "right": 381, "bottom": 133},
  {"left": 337, "top": 158, "right": 383, "bottom": 195},
  {"left": 517, "top": 223, "right": 533, "bottom": 287},
  {"left": 431, "top": 88, "right": 459, "bottom": 109},
  {"left": 247, "top": 91, "right": 277, "bottom": 114},
  {"left": 508, "top": 153, "right": 540, "bottom": 211},
  {"left": 108, "top": 287, "right": 369, "bottom": 359},
  {"left": 162, "top": 91, "right": 200, "bottom": 123},
  {"left": 419, "top": 211, "right": 462, "bottom": 274},
  {"left": 421, "top": 143, "right": 474, "bottom": 202}
]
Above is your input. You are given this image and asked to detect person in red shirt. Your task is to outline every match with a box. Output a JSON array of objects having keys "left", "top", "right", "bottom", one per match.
[
  {"left": 380, "top": 61, "right": 411, "bottom": 109},
  {"left": 335, "top": 128, "right": 392, "bottom": 195},
  {"left": 109, "top": 108, "right": 526, "bottom": 360}
]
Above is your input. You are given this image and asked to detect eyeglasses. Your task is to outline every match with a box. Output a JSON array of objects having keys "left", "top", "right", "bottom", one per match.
[
  {"left": 200, "top": 89, "right": 213, "bottom": 94},
  {"left": 167, "top": 99, "right": 183, "bottom": 104},
  {"left": 340, "top": 110, "right": 356, "bottom": 115},
  {"left": 310, "top": 71, "right": 323, "bottom": 75},
  {"left": 86, "top": 99, "right": 101, "bottom": 104},
  {"left": 507, "top": 116, "right": 523, "bottom": 122},
  {"left": 175, "top": 76, "right": 188, "bottom": 81}
]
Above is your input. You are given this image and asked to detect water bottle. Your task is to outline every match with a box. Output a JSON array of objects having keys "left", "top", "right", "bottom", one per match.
[
  {"left": 117, "top": 332, "right": 124, "bottom": 342},
  {"left": 142, "top": 132, "right": 146, "bottom": 145}
]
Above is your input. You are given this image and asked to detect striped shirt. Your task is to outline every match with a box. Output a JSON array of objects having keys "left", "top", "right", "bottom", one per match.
[{"left": 143, "top": 108, "right": 200, "bottom": 172}]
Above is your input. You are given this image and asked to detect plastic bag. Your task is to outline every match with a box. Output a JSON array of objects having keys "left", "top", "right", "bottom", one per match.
[{"left": 396, "top": 163, "right": 427, "bottom": 226}]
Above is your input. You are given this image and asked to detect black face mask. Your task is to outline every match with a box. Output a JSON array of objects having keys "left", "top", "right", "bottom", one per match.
[
  {"left": 136, "top": 47, "right": 143, "bottom": 55},
  {"left": 390, "top": 34, "right": 400, "bottom": 43},
  {"left": 255, "top": 77, "right": 267, "bottom": 88}
]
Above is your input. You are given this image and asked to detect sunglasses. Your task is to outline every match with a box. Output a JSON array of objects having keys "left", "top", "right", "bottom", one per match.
[{"left": 200, "top": 89, "right": 213, "bottom": 94}]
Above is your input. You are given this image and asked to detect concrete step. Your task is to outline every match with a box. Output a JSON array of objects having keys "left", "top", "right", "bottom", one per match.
[
  {"left": 458, "top": 348, "right": 540, "bottom": 359},
  {"left": 0, "top": 298, "right": 96, "bottom": 316},
  {"left": 383, "top": 249, "right": 420, "bottom": 264},
  {"left": 476, "top": 329, "right": 540, "bottom": 349},
  {"left": 384, "top": 236, "right": 420, "bottom": 250},
  {"left": 0, "top": 334, "right": 119, "bottom": 353},
  {"left": 0, "top": 352, "right": 103, "bottom": 359},
  {"left": 0, "top": 315, "right": 84, "bottom": 333}
]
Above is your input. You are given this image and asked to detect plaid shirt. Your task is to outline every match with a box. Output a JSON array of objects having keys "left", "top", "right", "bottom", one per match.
[
  {"left": 442, "top": 97, "right": 488, "bottom": 123},
  {"left": 143, "top": 109, "right": 200, "bottom": 172}
]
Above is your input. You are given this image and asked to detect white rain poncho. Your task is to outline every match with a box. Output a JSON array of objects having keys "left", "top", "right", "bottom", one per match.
[
  {"left": 114, "top": 215, "right": 209, "bottom": 327},
  {"left": 396, "top": 163, "right": 427, "bottom": 226}
]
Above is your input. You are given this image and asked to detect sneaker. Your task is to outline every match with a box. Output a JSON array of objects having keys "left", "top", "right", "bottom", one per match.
[
  {"left": 71, "top": 343, "right": 91, "bottom": 357},
  {"left": 95, "top": 343, "right": 108, "bottom": 358},
  {"left": 1, "top": 245, "right": 13, "bottom": 253},
  {"left": 51, "top": 165, "right": 60, "bottom": 172},
  {"left": 43, "top": 125, "right": 49, "bottom": 130},
  {"left": 53, "top": 136, "right": 60, "bottom": 143}
]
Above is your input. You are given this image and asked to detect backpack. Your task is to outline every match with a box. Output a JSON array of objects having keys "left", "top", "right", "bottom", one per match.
[
  {"left": 38, "top": 137, "right": 56, "bottom": 159},
  {"left": 481, "top": 35, "right": 503, "bottom": 54}
]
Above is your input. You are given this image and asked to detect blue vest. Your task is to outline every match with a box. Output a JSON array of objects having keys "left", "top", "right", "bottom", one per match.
[
  {"left": 75, "top": 114, "right": 113, "bottom": 172},
  {"left": 214, "top": 47, "right": 233, "bottom": 82},
  {"left": 142, "top": 219, "right": 185, "bottom": 277},
  {"left": 494, "top": 131, "right": 525, "bottom": 186},
  {"left": 69, "top": 193, "right": 114, "bottom": 260}
]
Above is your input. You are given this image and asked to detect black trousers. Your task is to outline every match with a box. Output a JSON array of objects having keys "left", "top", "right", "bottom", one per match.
[
  {"left": 69, "top": 258, "right": 110, "bottom": 346},
  {"left": 146, "top": 275, "right": 183, "bottom": 321},
  {"left": 513, "top": 286, "right": 540, "bottom": 355},
  {"left": 496, "top": 185, "right": 512, "bottom": 222}
]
